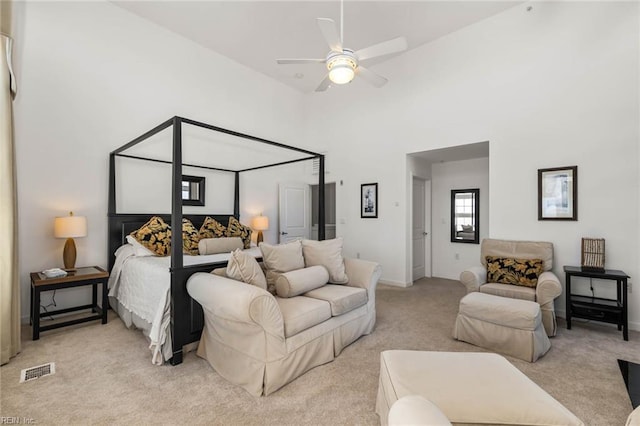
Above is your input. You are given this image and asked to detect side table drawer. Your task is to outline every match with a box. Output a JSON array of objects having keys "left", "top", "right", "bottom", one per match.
[{"left": 571, "top": 303, "right": 621, "bottom": 323}]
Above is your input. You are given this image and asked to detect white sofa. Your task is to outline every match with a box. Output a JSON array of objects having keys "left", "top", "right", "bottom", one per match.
[
  {"left": 460, "top": 238, "right": 562, "bottom": 337},
  {"left": 187, "top": 257, "right": 382, "bottom": 396}
]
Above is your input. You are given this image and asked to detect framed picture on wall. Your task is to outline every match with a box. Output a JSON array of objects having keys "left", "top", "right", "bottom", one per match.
[
  {"left": 361, "top": 183, "right": 378, "bottom": 218},
  {"left": 538, "top": 165, "right": 577, "bottom": 220}
]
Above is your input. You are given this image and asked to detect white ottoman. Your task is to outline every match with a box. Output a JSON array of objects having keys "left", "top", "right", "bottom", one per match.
[
  {"left": 376, "top": 350, "right": 583, "bottom": 426},
  {"left": 453, "top": 292, "right": 551, "bottom": 362}
]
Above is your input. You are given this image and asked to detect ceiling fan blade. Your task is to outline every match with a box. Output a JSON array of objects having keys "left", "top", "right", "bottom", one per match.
[
  {"left": 354, "top": 37, "right": 408, "bottom": 62},
  {"left": 356, "top": 66, "right": 388, "bottom": 88},
  {"left": 277, "top": 58, "right": 325, "bottom": 65},
  {"left": 315, "top": 75, "right": 332, "bottom": 92},
  {"left": 317, "top": 18, "right": 343, "bottom": 53}
]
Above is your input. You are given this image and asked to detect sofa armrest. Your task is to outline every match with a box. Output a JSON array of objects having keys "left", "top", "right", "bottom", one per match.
[
  {"left": 460, "top": 266, "right": 487, "bottom": 293},
  {"left": 536, "top": 271, "right": 562, "bottom": 306},
  {"left": 344, "top": 258, "right": 382, "bottom": 296},
  {"left": 388, "top": 395, "right": 452, "bottom": 426},
  {"left": 187, "top": 272, "right": 284, "bottom": 339}
]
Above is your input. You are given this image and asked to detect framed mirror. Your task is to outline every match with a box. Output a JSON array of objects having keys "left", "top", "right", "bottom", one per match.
[
  {"left": 182, "top": 175, "right": 205, "bottom": 206},
  {"left": 451, "top": 188, "right": 479, "bottom": 244}
]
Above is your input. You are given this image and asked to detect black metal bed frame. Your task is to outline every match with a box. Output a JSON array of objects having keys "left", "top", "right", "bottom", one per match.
[{"left": 108, "top": 116, "right": 325, "bottom": 365}]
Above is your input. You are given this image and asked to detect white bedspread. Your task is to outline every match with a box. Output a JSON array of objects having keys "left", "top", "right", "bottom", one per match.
[{"left": 108, "top": 245, "right": 262, "bottom": 364}]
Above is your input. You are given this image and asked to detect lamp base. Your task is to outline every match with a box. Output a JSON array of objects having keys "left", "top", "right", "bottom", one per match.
[
  {"left": 63, "top": 238, "right": 77, "bottom": 270},
  {"left": 256, "top": 231, "right": 264, "bottom": 244}
]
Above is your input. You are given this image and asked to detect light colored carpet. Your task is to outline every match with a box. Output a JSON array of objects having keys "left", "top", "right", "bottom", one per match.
[{"left": 1, "top": 278, "right": 639, "bottom": 425}]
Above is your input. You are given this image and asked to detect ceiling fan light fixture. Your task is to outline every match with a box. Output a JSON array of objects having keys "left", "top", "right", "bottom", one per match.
[{"left": 327, "top": 54, "right": 356, "bottom": 85}]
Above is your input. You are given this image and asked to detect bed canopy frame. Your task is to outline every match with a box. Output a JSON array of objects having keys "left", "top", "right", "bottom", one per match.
[{"left": 108, "top": 116, "right": 325, "bottom": 365}]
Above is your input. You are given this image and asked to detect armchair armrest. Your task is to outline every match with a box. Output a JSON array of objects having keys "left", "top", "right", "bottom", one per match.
[
  {"left": 536, "top": 271, "right": 562, "bottom": 306},
  {"left": 460, "top": 266, "right": 487, "bottom": 293},
  {"left": 187, "top": 272, "right": 284, "bottom": 339},
  {"left": 344, "top": 258, "right": 382, "bottom": 298},
  {"left": 389, "top": 395, "right": 452, "bottom": 426}
]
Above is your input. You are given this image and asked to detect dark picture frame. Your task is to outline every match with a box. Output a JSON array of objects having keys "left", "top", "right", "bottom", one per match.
[
  {"left": 538, "top": 166, "right": 577, "bottom": 220},
  {"left": 361, "top": 183, "right": 378, "bottom": 218},
  {"left": 182, "top": 175, "right": 205, "bottom": 206}
]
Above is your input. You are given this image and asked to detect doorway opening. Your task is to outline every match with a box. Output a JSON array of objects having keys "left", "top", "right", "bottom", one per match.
[{"left": 311, "top": 182, "right": 336, "bottom": 240}]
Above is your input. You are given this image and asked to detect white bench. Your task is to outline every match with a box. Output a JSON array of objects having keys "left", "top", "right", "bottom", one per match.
[{"left": 376, "top": 350, "right": 583, "bottom": 426}]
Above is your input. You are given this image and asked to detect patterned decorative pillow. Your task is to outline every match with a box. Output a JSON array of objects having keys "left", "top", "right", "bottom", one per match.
[
  {"left": 486, "top": 256, "right": 544, "bottom": 288},
  {"left": 199, "top": 216, "right": 227, "bottom": 239},
  {"left": 129, "top": 216, "right": 171, "bottom": 256},
  {"left": 182, "top": 218, "right": 200, "bottom": 255},
  {"left": 225, "top": 216, "right": 252, "bottom": 249}
]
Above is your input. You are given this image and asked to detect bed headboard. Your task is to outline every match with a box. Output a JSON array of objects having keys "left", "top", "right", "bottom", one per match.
[{"left": 107, "top": 213, "right": 235, "bottom": 272}]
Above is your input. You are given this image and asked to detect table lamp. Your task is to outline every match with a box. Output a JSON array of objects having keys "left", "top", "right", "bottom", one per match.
[
  {"left": 251, "top": 214, "right": 269, "bottom": 244},
  {"left": 54, "top": 211, "right": 87, "bottom": 270}
]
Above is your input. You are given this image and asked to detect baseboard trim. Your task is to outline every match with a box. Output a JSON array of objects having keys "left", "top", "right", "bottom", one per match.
[{"left": 378, "top": 279, "right": 412, "bottom": 288}]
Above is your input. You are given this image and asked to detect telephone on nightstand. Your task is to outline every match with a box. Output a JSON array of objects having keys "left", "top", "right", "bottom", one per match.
[{"left": 42, "top": 268, "right": 67, "bottom": 278}]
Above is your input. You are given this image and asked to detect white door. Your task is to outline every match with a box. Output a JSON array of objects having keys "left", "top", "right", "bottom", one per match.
[
  {"left": 424, "top": 180, "right": 432, "bottom": 278},
  {"left": 412, "top": 178, "right": 425, "bottom": 281},
  {"left": 278, "top": 183, "right": 310, "bottom": 243},
  {"left": 412, "top": 178, "right": 432, "bottom": 280}
]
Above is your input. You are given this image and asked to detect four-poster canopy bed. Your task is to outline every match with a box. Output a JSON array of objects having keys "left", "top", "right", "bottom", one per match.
[{"left": 108, "top": 116, "right": 326, "bottom": 365}]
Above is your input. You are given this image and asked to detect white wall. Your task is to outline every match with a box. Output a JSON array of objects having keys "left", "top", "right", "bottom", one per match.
[
  {"left": 431, "top": 158, "right": 489, "bottom": 280},
  {"left": 303, "top": 2, "right": 640, "bottom": 328},
  {"left": 12, "top": 2, "right": 306, "bottom": 321}
]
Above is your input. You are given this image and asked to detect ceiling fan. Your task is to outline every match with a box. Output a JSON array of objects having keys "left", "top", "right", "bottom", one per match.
[{"left": 276, "top": 1, "right": 408, "bottom": 92}]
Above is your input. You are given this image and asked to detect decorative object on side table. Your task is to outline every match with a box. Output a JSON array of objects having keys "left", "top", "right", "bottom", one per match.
[
  {"left": 581, "top": 237, "right": 605, "bottom": 271},
  {"left": 252, "top": 214, "right": 269, "bottom": 244},
  {"left": 54, "top": 211, "right": 87, "bottom": 270},
  {"left": 30, "top": 266, "right": 109, "bottom": 340},
  {"left": 538, "top": 165, "right": 577, "bottom": 221},
  {"left": 361, "top": 183, "right": 378, "bottom": 218}
]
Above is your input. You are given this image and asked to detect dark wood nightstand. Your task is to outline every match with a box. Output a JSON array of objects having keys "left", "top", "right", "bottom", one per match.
[{"left": 30, "top": 266, "right": 109, "bottom": 340}]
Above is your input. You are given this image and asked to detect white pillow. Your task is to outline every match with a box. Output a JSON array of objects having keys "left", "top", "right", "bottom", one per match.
[
  {"left": 301, "top": 237, "right": 348, "bottom": 284},
  {"left": 226, "top": 249, "right": 267, "bottom": 290},
  {"left": 275, "top": 266, "right": 329, "bottom": 298},
  {"left": 198, "top": 237, "right": 243, "bottom": 255},
  {"left": 126, "top": 235, "right": 156, "bottom": 257},
  {"left": 259, "top": 240, "right": 305, "bottom": 273}
]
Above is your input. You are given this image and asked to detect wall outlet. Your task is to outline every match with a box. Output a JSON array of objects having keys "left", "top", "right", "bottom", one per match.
[{"left": 455, "top": 253, "right": 460, "bottom": 260}]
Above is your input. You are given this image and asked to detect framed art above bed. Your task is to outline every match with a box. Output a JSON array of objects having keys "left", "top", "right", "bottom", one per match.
[{"left": 108, "top": 116, "right": 326, "bottom": 365}]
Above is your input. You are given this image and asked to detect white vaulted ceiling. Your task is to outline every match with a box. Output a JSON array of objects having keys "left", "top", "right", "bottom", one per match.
[{"left": 113, "top": 1, "right": 519, "bottom": 93}]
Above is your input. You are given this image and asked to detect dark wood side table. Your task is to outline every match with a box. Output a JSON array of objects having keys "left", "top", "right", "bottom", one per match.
[
  {"left": 30, "top": 266, "right": 109, "bottom": 340},
  {"left": 564, "top": 265, "right": 630, "bottom": 341}
]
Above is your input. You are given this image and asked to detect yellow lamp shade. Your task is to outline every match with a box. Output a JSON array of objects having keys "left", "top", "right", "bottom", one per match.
[
  {"left": 251, "top": 215, "right": 269, "bottom": 231},
  {"left": 54, "top": 214, "right": 87, "bottom": 238}
]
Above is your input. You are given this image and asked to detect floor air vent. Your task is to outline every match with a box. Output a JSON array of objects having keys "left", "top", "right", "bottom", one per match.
[{"left": 20, "top": 362, "right": 55, "bottom": 383}]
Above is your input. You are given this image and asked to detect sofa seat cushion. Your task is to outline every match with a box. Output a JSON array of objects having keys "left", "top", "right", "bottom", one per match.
[
  {"left": 276, "top": 296, "right": 331, "bottom": 338},
  {"left": 460, "top": 292, "right": 541, "bottom": 330},
  {"left": 481, "top": 283, "right": 536, "bottom": 302},
  {"left": 304, "top": 285, "right": 367, "bottom": 316}
]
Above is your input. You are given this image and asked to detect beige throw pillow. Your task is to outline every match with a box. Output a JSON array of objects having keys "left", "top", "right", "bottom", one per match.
[
  {"left": 301, "top": 237, "right": 348, "bottom": 284},
  {"left": 275, "top": 266, "right": 329, "bottom": 298},
  {"left": 259, "top": 240, "right": 305, "bottom": 291},
  {"left": 226, "top": 249, "right": 267, "bottom": 290},
  {"left": 199, "top": 237, "right": 244, "bottom": 255}
]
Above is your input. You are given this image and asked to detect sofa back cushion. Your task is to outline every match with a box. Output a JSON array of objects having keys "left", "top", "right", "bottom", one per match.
[
  {"left": 302, "top": 237, "right": 348, "bottom": 284},
  {"left": 481, "top": 239, "right": 553, "bottom": 271},
  {"left": 486, "top": 256, "right": 544, "bottom": 288},
  {"left": 275, "top": 265, "right": 329, "bottom": 298}
]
